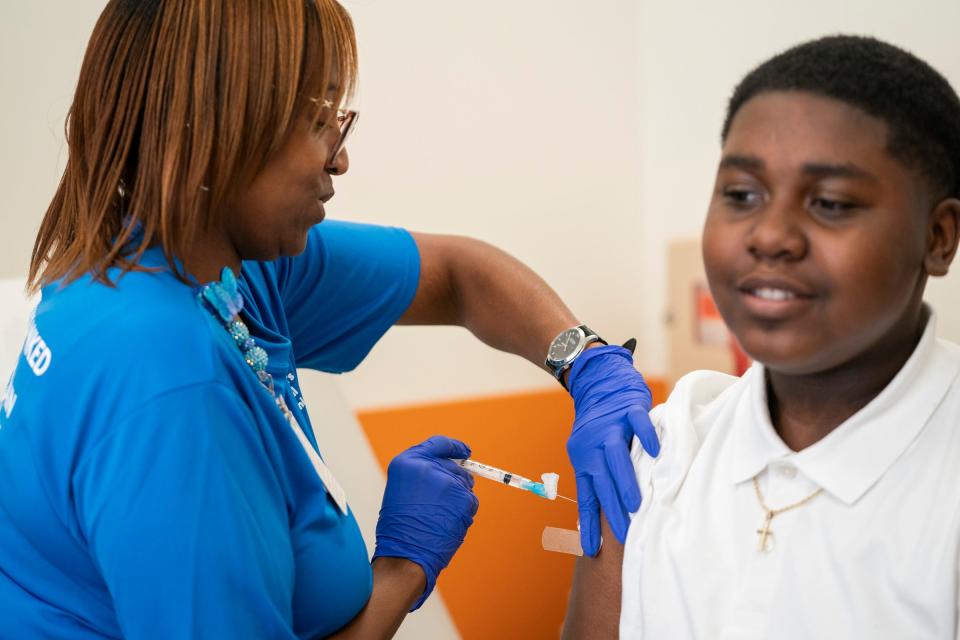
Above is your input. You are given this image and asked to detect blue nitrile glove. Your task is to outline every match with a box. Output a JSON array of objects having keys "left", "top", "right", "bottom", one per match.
[
  {"left": 566, "top": 344, "right": 660, "bottom": 557},
  {"left": 372, "top": 436, "right": 479, "bottom": 611}
]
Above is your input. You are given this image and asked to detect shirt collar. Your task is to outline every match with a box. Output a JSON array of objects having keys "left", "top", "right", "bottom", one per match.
[
  {"left": 727, "top": 311, "right": 960, "bottom": 505},
  {"left": 727, "top": 364, "right": 791, "bottom": 486}
]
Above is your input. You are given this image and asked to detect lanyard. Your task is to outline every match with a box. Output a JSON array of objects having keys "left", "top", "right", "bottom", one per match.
[{"left": 276, "top": 393, "right": 348, "bottom": 515}]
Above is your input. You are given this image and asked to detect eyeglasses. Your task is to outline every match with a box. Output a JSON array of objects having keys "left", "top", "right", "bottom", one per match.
[{"left": 328, "top": 109, "right": 358, "bottom": 164}]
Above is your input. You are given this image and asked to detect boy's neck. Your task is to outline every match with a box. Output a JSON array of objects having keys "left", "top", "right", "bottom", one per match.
[{"left": 765, "top": 306, "right": 928, "bottom": 452}]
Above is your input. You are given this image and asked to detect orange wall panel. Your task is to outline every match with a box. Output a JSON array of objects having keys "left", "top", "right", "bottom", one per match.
[{"left": 356, "top": 380, "right": 666, "bottom": 639}]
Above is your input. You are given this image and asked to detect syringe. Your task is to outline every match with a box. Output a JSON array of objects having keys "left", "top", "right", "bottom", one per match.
[{"left": 454, "top": 458, "right": 576, "bottom": 502}]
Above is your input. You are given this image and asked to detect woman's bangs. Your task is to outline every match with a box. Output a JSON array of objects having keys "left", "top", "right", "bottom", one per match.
[{"left": 301, "top": 0, "right": 357, "bottom": 129}]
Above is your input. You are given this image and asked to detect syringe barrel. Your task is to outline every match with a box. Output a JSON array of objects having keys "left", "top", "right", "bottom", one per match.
[{"left": 455, "top": 458, "right": 535, "bottom": 488}]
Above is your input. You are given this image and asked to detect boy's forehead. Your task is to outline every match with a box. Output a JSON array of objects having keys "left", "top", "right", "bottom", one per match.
[
  {"left": 718, "top": 90, "right": 937, "bottom": 213},
  {"left": 723, "top": 91, "right": 891, "bottom": 166}
]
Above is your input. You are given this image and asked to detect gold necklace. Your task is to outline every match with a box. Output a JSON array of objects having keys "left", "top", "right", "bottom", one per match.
[{"left": 752, "top": 475, "right": 824, "bottom": 552}]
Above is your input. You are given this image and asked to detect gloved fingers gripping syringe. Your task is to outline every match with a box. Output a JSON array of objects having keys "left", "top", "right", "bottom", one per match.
[{"left": 453, "top": 458, "right": 577, "bottom": 503}]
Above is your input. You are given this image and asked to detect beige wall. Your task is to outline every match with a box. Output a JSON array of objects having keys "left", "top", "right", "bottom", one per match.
[
  {"left": 2, "top": 1, "right": 959, "bottom": 410},
  {"left": 334, "top": 0, "right": 648, "bottom": 407},
  {"left": 342, "top": 0, "right": 960, "bottom": 407},
  {"left": 1, "top": 3, "right": 103, "bottom": 279}
]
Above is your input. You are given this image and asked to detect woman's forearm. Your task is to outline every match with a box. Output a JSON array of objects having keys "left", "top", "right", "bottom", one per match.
[
  {"left": 454, "top": 239, "right": 580, "bottom": 369},
  {"left": 328, "top": 557, "right": 425, "bottom": 639},
  {"left": 401, "top": 233, "right": 579, "bottom": 370}
]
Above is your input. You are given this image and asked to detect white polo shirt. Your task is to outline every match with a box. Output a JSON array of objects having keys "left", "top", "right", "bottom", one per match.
[{"left": 621, "top": 315, "right": 960, "bottom": 639}]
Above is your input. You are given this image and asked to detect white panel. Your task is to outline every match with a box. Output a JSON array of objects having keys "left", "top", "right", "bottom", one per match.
[
  {"left": 0, "top": 278, "right": 35, "bottom": 386},
  {"left": 296, "top": 369, "right": 461, "bottom": 639}
]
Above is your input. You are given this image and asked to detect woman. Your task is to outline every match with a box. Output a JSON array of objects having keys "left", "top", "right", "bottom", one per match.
[{"left": 0, "top": 1, "right": 657, "bottom": 637}]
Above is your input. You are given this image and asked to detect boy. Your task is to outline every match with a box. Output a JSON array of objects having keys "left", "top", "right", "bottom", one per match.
[{"left": 563, "top": 35, "right": 960, "bottom": 639}]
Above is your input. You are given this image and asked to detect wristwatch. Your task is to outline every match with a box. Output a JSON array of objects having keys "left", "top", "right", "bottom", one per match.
[{"left": 545, "top": 324, "right": 607, "bottom": 388}]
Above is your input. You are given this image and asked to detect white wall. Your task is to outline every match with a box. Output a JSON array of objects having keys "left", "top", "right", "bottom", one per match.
[
  {"left": 2, "top": 1, "right": 959, "bottom": 411},
  {"left": 333, "top": 0, "right": 647, "bottom": 407},
  {"left": 0, "top": 3, "right": 102, "bottom": 279},
  {"left": 337, "top": 0, "right": 960, "bottom": 408}
]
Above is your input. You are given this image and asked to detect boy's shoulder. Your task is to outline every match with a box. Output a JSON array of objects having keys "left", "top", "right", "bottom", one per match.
[
  {"left": 651, "top": 367, "right": 749, "bottom": 437},
  {"left": 631, "top": 368, "right": 751, "bottom": 485}
]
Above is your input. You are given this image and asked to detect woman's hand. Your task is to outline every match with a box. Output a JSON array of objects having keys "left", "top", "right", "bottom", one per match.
[
  {"left": 372, "top": 435, "right": 479, "bottom": 610},
  {"left": 566, "top": 345, "right": 660, "bottom": 557}
]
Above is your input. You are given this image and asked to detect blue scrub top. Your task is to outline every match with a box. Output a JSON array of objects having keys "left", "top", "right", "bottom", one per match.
[{"left": 0, "top": 221, "right": 420, "bottom": 639}]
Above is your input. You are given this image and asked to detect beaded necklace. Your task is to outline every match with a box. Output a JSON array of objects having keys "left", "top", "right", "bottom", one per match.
[{"left": 197, "top": 267, "right": 348, "bottom": 514}]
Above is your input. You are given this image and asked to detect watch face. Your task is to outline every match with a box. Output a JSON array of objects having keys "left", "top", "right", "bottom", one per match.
[{"left": 548, "top": 328, "right": 584, "bottom": 363}]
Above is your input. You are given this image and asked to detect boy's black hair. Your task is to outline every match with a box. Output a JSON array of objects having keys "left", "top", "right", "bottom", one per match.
[{"left": 722, "top": 35, "right": 960, "bottom": 199}]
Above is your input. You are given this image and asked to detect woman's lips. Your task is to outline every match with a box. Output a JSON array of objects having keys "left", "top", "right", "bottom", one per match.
[{"left": 313, "top": 191, "right": 333, "bottom": 223}]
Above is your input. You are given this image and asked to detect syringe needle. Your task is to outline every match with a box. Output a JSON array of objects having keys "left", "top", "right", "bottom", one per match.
[{"left": 557, "top": 495, "right": 577, "bottom": 504}]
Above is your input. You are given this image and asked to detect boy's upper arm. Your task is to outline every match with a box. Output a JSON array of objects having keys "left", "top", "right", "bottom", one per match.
[
  {"left": 562, "top": 373, "right": 734, "bottom": 638},
  {"left": 563, "top": 515, "right": 623, "bottom": 640},
  {"left": 563, "top": 404, "right": 666, "bottom": 638}
]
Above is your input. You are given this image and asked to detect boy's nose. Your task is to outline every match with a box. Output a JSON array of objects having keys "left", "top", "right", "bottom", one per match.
[{"left": 746, "top": 204, "right": 808, "bottom": 262}]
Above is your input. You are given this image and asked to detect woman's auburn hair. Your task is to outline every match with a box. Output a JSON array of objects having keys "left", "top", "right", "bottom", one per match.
[{"left": 28, "top": 0, "right": 357, "bottom": 292}]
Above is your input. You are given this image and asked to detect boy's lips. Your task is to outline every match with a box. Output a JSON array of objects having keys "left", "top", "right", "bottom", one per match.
[{"left": 735, "top": 274, "right": 817, "bottom": 320}]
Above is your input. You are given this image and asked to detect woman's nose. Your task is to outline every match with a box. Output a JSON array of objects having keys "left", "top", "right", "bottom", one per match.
[{"left": 326, "top": 147, "right": 349, "bottom": 176}]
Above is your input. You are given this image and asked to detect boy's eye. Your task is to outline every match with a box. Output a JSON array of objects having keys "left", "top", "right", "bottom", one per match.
[
  {"left": 722, "top": 187, "right": 763, "bottom": 207},
  {"left": 810, "top": 197, "right": 857, "bottom": 218}
]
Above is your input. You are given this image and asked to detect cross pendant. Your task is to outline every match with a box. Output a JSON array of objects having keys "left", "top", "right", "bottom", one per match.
[{"left": 756, "top": 512, "right": 775, "bottom": 552}]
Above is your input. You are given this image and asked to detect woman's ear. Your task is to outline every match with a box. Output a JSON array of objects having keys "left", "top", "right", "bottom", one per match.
[{"left": 924, "top": 197, "right": 960, "bottom": 277}]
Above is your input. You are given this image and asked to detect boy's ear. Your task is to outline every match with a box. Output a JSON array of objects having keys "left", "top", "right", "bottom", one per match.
[{"left": 925, "top": 197, "right": 960, "bottom": 277}]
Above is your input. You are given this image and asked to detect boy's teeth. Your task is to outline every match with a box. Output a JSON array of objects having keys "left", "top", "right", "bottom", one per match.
[{"left": 753, "top": 288, "right": 795, "bottom": 301}]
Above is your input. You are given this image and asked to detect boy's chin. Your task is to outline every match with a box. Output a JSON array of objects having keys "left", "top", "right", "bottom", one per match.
[{"left": 735, "top": 331, "right": 841, "bottom": 377}]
